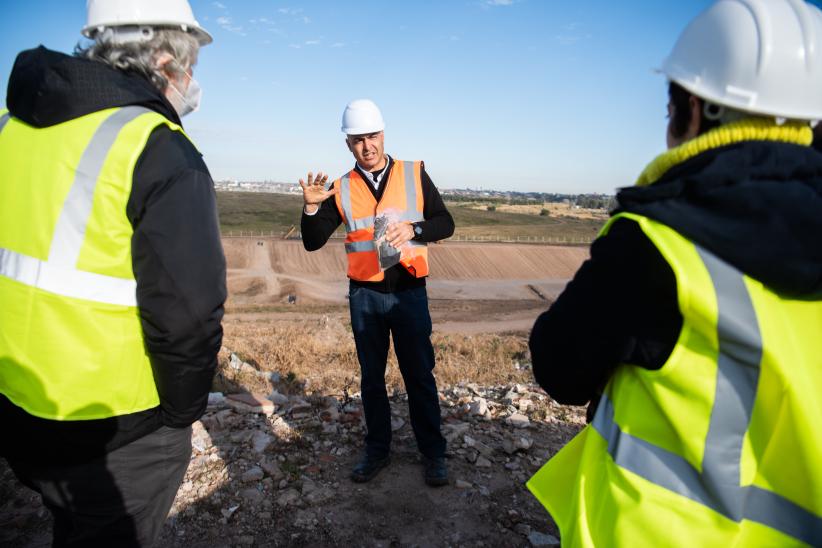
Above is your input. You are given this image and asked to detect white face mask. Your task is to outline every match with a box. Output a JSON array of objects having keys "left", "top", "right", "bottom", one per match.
[{"left": 168, "top": 71, "right": 202, "bottom": 117}]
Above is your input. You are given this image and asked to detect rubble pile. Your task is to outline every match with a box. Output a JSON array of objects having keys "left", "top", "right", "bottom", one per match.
[{"left": 1, "top": 355, "right": 586, "bottom": 547}]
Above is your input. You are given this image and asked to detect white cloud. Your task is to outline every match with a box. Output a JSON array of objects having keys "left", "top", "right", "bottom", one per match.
[
  {"left": 278, "top": 7, "right": 303, "bottom": 15},
  {"left": 215, "top": 16, "right": 246, "bottom": 36},
  {"left": 485, "top": 0, "right": 514, "bottom": 5},
  {"left": 212, "top": 1, "right": 227, "bottom": 9},
  {"left": 554, "top": 24, "right": 591, "bottom": 46},
  {"left": 304, "top": 40, "right": 320, "bottom": 46},
  {"left": 331, "top": 42, "right": 346, "bottom": 48},
  {"left": 288, "top": 43, "right": 301, "bottom": 49}
]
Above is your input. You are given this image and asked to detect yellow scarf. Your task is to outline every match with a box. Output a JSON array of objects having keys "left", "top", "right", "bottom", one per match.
[{"left": 635, "top": 118, "right": 813, "bottom": 187}]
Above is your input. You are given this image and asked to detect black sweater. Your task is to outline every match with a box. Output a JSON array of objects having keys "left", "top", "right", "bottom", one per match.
[
  {"left": 1, "top": 46, "right": 225, "bottom": 461},
  {"left": 301, "top": 156, "right": 455, "bottom": 293}
]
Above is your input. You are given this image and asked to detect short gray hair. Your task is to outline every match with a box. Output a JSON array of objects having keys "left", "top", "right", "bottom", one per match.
[{"left": 75, "top": 28, "right": 199, "bottom": 92}]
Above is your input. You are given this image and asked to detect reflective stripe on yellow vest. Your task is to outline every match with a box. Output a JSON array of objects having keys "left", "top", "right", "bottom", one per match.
[
  {"left": 527, "top": 213, "right": 822, "bottom": 547},
  {"left": 0, "top": 106, "right": 187, "bottom": 420},
  {"left": 333, "top": 160, "right": 428, "bottom": 281}
]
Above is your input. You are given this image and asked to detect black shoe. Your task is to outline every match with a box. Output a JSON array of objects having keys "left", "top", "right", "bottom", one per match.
[
  {"left": 423, "top": 456, "right": 448, "bottom": 487},
  {"left": 350, "top": 454, "right": 390, "bottom": 483}
]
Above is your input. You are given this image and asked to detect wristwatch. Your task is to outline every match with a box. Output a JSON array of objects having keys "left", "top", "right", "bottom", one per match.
[{"left": 412, "top": 222, "right": 423, "bottom": 239}]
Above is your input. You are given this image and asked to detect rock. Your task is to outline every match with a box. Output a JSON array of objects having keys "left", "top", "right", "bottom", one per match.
[
  {"left": 300, "top": 478, "right": 317, "bottom": 495},
  {"left": 514, "top": 523, "right": 532, "bottom": 536},
  {"left": 506, "top": 413, "right": 531, "bottom": 429},
  {"left": 304, "top": 487, "right": 334, "bottom": 505},
  {"left": 469, "top": 398, "right": 488, "bottom": 416},
  {"left": 221, "top": 505, "right": 240, "bottom": 520},
  {"left": 501, "top": 438, "right": 518, "bottom": 455},
  {"left": 235, "top": 535, "right": 255, "bottom": 546},
  {"left": 515, "top": 437, "right": 533, "bottom": 451},
  {"left": 342, "top": 402, "right": 361, "bottom": 414},
  {"left": 261, "top": 459, "right": 285, "bottom": 481},
  {"left": 277, "top": 488, "right": 301, "bottom": 507},
  {"left": 214, "top": 409, "right": 236, "bottom": 429},
  {"left": 502, "top": 390, "right": 520, "bottom": 404},
  {"left": 227, "top": 393, "right": 276, "bottom": 415},
  {"left": 190, "top": 421, "right": 212, "bottom": 453},
  {"left": 229, "top": 353, "right": 242, "bottom": 370},
  {"left": 518, "top": 399, "right": 533, "bottom": 413},
  {"left": 230, "top": 430, "right": 253, "bottom": 444},
  {"left": 455, "top": 479, "right": 472, "bottom": 489},
  {"left": 443, "top": 422, "right": 470, "bottom": 443},
  {"left": 474, "top": 441, "right": 495, "bottom": 459},
  {"left": 207, "top": 392, "right": 225, "bottom": 407},
  {"left": 267, "top": 390, "right": 289, "bottom": 405},
  {"left": 390, "top": 417, "right": 405, "bottom": 431},
  {"left": 251, "top": 431, "right": 274, "bottom": 454},
  {"left": 288, "top": 398, "right": 312, "bottom": 413},
  {"left": 241, "top": 488, "right": 264, "bottom": 503},
  {"left": 321, "top": 406, "right": 340, "bottom": 422},
  {"left": 475, "top": 456, "right": 492, "bottom": 468},
  {"left": 528, "top": 531, "right": 560, "bottom": 547},
  {"left": 242, "top": 466, "right": 264, "bottom": 483}
]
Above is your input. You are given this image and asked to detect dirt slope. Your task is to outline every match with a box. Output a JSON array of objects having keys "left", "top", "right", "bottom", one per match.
[{"left": 223, "top": 239, "right": 587, "bottom": 306}]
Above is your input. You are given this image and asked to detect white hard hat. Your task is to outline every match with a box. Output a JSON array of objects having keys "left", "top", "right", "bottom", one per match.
[
  {"left": 82, "top": 0, "right": 212, "bottom": 46},
  {"left": 341, "top": 99, "right": 385, "bottom": 135},
  {"left": 660, "top": 0, "right": 822, "bottom": 121}
]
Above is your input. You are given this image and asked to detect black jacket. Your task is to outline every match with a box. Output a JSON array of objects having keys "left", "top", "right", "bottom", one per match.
[
  {"left": 0, "top": 46, "right": 226, "bottom": 460},
  {"left": 301, "top": 156, "right": 455, "bottom": 293},
  {"left": 530, "top": 140, "right": 822, "bottom": 407}
]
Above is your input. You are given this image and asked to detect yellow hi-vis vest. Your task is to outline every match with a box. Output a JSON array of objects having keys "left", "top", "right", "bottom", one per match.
[
  {"left": 332, "top": 160, "right": 429, "bottom": 282},
  {"left": 527, "top": 213, "right": 822, "bottom": 547},
  {"left": 0, "top": 106, "right": 188, "bottom": 421}
]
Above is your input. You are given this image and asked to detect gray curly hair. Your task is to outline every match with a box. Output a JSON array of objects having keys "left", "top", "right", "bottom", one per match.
[{"left": 75, "top": 28, "right": 199, "bottom": 92}]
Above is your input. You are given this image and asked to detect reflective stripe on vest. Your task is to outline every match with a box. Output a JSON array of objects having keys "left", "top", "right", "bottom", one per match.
[
  {"left": 0, "top": 107, "right": 149, "bottom": 306},
  {"left": 345, "top": 240, "right": 377, "bottom": 253},
  {"left": 0, "top": 112, "right": 9, "bottom": 133},
  {"left": 589, "top": 245, "right": 821, "bottom": 545}
]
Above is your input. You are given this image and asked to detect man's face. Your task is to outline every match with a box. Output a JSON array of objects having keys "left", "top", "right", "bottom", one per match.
[{"left": 346, "top": 131, "right": 385, "bottom": 171}]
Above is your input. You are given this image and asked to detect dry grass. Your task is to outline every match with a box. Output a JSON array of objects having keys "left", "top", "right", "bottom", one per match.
[
  {"left": 217, "top": 317, "right": 531, "bottom": 398},
  {"left": 465, "top": 201, "right": 608, "bottom": 220}
]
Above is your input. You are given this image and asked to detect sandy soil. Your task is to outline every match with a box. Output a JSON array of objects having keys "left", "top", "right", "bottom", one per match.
[{"left": 224, "top": 239, "right": 586, "bottom": 311}]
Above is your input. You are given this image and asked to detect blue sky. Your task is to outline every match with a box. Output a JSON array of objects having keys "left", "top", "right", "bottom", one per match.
[{"left": 0, "top": 1, "right": 736, "bottom": 193}]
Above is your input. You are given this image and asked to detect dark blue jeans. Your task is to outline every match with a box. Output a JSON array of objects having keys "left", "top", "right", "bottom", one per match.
[{"left": 349, "top": 285, "right": 446, "bottom": 459}]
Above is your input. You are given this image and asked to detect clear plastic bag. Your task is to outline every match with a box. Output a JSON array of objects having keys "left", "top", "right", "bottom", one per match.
[{"left": 373, "top": 208, "right": 405, "bottom": 271}]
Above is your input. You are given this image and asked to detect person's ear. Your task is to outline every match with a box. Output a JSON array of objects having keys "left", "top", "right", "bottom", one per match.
[
  {"left": 687, "top": 95, "right": 702, "bottom": 138},
  {"left": 154, "top": 52, "right": 178, "bottom": 83},
  {"left": 345, "top": 137, "right": 352, "bottom": 152}
]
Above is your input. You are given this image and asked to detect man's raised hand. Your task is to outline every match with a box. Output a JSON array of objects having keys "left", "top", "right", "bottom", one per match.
[{"left": 299, "top": 172, "right": 339, "bottom": 214}]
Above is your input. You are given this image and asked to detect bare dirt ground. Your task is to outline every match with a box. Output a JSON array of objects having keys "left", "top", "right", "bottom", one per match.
[{"left": 1, "top": 238, "right": 590, "bottom": 548}]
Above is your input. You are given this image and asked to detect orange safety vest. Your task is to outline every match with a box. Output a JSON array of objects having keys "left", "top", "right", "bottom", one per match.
[{"left": 333, "top": 159, "right": 428, "bottom": 282}]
